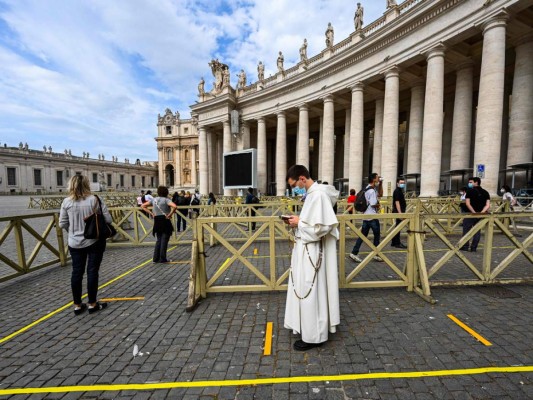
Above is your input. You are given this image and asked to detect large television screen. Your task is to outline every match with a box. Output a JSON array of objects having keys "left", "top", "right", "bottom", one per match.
[{"left": 223, "top": 149, "right": 257, "bottom": 189}]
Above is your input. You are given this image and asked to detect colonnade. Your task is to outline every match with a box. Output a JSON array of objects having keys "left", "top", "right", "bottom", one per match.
[{"left": 197, "top": 14, "right": 532, "bottom": 197}]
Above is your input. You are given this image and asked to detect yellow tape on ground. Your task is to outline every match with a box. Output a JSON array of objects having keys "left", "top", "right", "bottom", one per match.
[
  {"left": 263, "top": 322, "right": 273, "bottom": 356},
  {"left": 0, "top": 245, "right": 179, "bottom": 346},
  {"left": 0, "top": 366, "right": 531, "bottom": 395},
  {"left": 100, "top": 297, "right": 145, "bottom": 302},
  {"left": 447, "top": 314, "right": 492, "bottom": 346}
]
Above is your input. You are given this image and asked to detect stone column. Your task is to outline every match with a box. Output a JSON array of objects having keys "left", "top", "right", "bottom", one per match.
[
  {"left": 450, "top": 62, "right": 474, "bottom": 171},
  {"left": 441, "top": 98, "right": 454, "bottom": 174},
  {"left": 507, "top": 34, "right": 533, "bottom": 172},
  {"left": 198, "top": 127, "right": 208, "bottom": 195},
  {"left": 343, "top": 109, "right": 351, "bottom": 178},
  {"left": 207, "top": 131, "right": 215, "bottom": 193},
  {"left": 223, "top": 119, "right": 232, "bottom": 196},
  {"left": 217, "top": 134, "right": 223, "bottom": 193},
  {"left": 191, "top": 145, "right": 198, "bottom": 187},
  {"left": 297, "top": 104, "right": 309, "bottom": 167},
  {"left": 241, "top": 121, "right": 250, "bottom": 150},
  {"left": 257, "top": 117, "right": 267, "bottom": 193},
  {"left": 372, "top": 98, "right": 384, "bottom": 174},
  {"left": 381, "top": 67, "right": 400, "bottom": 191},
  {"left": 276, "top": 112, "right": 287, "bottom": 196},
  {"left": 175, "top": 145, "right": 182, "bottom": 187},
  {"left": 349, "top": 83, "right": 364, "bottom": 191},
  {"left": 318, "top": 116, "right": 323, "bottom": 179},
  {"left": 420, "top": 45, "right": 446, "bottom": 197},
  {"left": 406, "top": 83, "right": 425, "bottom": 175},
  {"left": 322, "top": 95, "right": 335, "bottom": 184},
  {"left": 473, "top": 15, "right": 508, "bottom": 195}
]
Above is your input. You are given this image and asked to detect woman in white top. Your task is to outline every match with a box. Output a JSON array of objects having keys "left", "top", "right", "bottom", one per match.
[
  {"left": 142, "top": 186, "right": 177, "bottom": 263},
  {"left": 59, "top": 175, "right": 112, "bottom": 315}
]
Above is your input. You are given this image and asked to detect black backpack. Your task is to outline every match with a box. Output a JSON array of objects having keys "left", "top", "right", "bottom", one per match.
[
  {"left": 191, "top": 196, "right": 200, "bottom": 206},
  {"left": 251, "top": 196, "right": 260, "bottom": 204},
  {"left": 354, "top": 187, "right": 371, "bottom": 212}
]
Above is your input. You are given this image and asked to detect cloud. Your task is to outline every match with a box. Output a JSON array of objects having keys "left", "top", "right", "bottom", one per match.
[{"left": 0, "top": 0, "right": 385, "bottom": 161}]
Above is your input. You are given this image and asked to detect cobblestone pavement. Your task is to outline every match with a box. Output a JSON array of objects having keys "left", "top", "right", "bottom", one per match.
[{"left": 0, "top": 230, "right": 532, "bottom": 399}]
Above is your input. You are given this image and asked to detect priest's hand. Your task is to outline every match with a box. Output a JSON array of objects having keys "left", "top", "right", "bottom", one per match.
[{"left": 288, "top": 215, "right": 299, "bottom": 228}]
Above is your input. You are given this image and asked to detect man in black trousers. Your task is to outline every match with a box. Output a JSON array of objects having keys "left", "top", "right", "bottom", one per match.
[{"left": 391, "top": 178, "right": 407, "bottom": 248}]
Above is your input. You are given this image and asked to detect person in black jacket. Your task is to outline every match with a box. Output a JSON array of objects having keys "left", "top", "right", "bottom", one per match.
[
  {"left": 245, "top": 187, "right": 257, "bottom": 230},
  {"left": 461, "top": 177, "right": 490, "bottom": 252},
  {"left": 175, "top": 190, "right": 188, "bottom": 232},
  {"left": 391, "top": 178, "right": 407, "bottom": 248}
]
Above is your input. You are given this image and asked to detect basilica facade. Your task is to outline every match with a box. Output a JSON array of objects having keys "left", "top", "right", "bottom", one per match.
[{"left": 167, "top": 0, "right": 533, "bottom": 197}]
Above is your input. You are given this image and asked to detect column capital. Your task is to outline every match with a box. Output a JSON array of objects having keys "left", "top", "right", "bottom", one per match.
[
  {"left": 256, "top": 116, "right": 266, "bottom": 123},
  {"left": 323, "top": 94, "right": 335, "bottom": 103},
  {"left": 481, "top": 11, "right": 508, "bottom": 35},
  {"left": 455, "top": 60, "right": 474, "bottom": 72},
  {"left": 198, "top": 126, "right": 207, "bottom": 132},
  {"left": 298, "top": 103, "right": 309, "bottom": 111},
  {"left": 382, "top": 66, "right": 400, "bottom": 80},
  {"left": 222, "top": 120, "right": 230, "bottom": 127},
  {"left": 425, "top": 43, "right": 446, "bottom": 61},
  {"left": 350, "top": 81, "right": 364, "bottom": 92},
  {"left": 276, "top": 111, "right": 286, "bottom": 117},
  {"left": 513, "top": 31, "right": 533, "bottom": 47}
]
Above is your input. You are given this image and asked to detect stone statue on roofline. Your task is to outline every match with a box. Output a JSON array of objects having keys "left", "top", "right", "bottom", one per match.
[
  {"left": 325, "top": 23, "right": 334, "bottom": 48},
  {"left": 354, "top": 3, "right": 364, "bottom": 31},
  {"left": 387, "top": 0, "right": 397, "bottom": 8},
  {"left": 222, "top": 67, "right": 230, "bottom": 88},
  {"left": 300, "top": 39, "right": 308, "bottom": 64},
  {"left": 198, "top": 77, "right": 205, "bottom": 95},
  {"left": 257, "top": 61, "right": 264, "bottom": 82},
  {"left": 237, "top": 69, "right": 247, "bottom": 89},
  {"left": 208, "top": 58, "right": 230, "bottom": 93},
  {"left": 277, "top": 51, "right": 284, "bottom": 74}
]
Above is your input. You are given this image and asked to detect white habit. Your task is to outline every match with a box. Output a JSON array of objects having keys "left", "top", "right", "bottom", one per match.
[{"left": 284, "top": 182, "right": 340, "bottom": 343}]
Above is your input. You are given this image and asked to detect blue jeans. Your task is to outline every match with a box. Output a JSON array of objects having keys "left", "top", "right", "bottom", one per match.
[
  {"left": 69, "top": 239, "right": 106, "bottom": 305},
  {"left": 351, "top": 219, "right": 380, "bottom": 255},
  {"left": 153, "top": 232, "right": 171, "bottom": 262},
  {"left": 462, "top": 217, "right": 481, "bottom": 250}
]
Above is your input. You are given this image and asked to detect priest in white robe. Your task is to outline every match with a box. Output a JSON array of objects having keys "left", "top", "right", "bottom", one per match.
[{"left": 284, "top": 165, "right": 340, "bottom": 351}]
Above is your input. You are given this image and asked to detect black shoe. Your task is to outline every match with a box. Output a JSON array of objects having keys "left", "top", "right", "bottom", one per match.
[
  {"left": 88, "top": 302, "right": 108, "bottom": 314},
  {"left": 392, "top": 243, "right": 407, "bottom": 249},
  {"left": 293, "top": 340, "right": 324, "bottom": 351},
  {"left": 459, "top": 246, "right": 469, "bottom": 251},
  {"left": 74, "top": 303, "right": 87, "bottom": 316},
  {"left": 469, "top": 248, "right": 477, "bottom": 252}
]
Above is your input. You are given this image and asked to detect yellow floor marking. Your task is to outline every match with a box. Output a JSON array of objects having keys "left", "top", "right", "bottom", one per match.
[
  {"left": 0, "top": 366, "right": 531, "bottom": 395},
  {"left": 0, "top": 245, "right": 178, "bottom": 346},
  {"left": 263, "top": 322, "right": 273, "bottom": 356},
  {"left": 100, "top": 297, "right": 145, "bottom": 302},
  {"left": 215, "top": 258, "right": 230, "bottom": 276},
  {"left": 447, "top": 314, "right": 492, "bottom": 346}
]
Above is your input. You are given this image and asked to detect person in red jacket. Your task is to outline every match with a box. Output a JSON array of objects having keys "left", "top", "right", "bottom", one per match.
[{"left": 346, "top": 188, "right": 356, "bottom": 214}]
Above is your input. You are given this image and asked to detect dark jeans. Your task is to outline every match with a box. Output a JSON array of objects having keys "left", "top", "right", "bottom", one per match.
[
  {"left": 463, "top": 217, "right": 481, "bottom": 250},
  {"left": 176, "top": 213, "right": 186, "bottom": 232},
  {"left": 391, "top": 218, "right": 403, "bottom": 246},
  {"left": 69, "top": 239, "right": 106, "bottom": 305},
  {"left": 351, "top": 219, "right": 380, "bottom": 255},
  {"left": 153, "top": 232, "right": 171, "bottom": 262},
  {"left": 249, "top": 209, "right": 256, "bottom": 230}
]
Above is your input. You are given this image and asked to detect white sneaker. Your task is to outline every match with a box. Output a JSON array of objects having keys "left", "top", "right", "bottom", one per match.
[
  {"left": 349, "top": 253, "right": 362, "bottom": 263},
  {"left": 373, "top": 255, "right": 384, "bottom": 262}
]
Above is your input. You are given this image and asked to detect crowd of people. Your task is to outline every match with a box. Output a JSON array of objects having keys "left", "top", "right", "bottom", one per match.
[{"left": 60, "top": 171, "right": 519, "bottom": 351}]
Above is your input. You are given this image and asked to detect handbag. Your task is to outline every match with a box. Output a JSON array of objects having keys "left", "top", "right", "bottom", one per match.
[{"left": 84, "top": 195, "right": 117, "bottom": 239}]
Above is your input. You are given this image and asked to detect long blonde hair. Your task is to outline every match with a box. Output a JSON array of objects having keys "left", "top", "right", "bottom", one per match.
[{"left": 68, "top": 174, "right": 91, "bottom": 200}]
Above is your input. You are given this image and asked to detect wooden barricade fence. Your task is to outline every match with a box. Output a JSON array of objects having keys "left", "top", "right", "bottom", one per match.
[{"left": 187, "top": 210, "right": 532, "bottom": 311}]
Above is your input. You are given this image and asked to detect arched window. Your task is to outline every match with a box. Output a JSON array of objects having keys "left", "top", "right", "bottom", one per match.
[
  {"left": 184, "top": 149, "right": 189, "bottom": 161},
  {"left": 166, "top": 148, "right": 173, "bottom": 161}
]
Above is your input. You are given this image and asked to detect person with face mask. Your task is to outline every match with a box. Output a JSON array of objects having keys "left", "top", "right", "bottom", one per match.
[
  {"left": 283, "top": 165, "right": 340, "bottom": 351},
  {"left": 391, "top": 178, "right": 407, "bottom": 248},
  {"left": 500, "top": 185, "right": 521, "bottom": 236},
  {"left": 461, "top": 177, "right": 490, "bottom": 252},
  {"left": 349, "top": 172, "right": 384, "bottom": 263}
]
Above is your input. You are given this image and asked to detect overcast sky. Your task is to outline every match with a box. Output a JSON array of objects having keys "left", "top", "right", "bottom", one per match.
[{"left": 0, "top": 0, "right": 385, "bottom": 162}]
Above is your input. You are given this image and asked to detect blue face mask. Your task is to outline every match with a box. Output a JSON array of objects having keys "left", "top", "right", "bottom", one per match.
[
  {"left": 467, "top": 183, "right": 474, "bottom": 189},
  {"left": 399, "top": 183, "right": 405, "bottom": 189}
]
